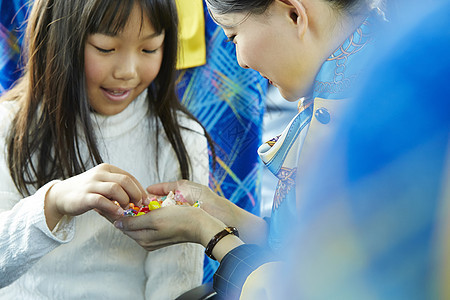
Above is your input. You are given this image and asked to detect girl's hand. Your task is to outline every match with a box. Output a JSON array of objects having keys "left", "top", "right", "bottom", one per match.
[
  {"left": 114, "top": 205, "right": 226, "bottom": 251},
  {"left": 45, "top": 163, "right": 147, "bottom": 229}
]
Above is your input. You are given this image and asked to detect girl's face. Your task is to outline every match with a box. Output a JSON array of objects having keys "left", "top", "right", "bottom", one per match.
[
  {"left": 84, "top": 4, "right": 164, "bottom": 116},
  {"left": 211, "top": 3, "right": 320, "bottom": 101}
]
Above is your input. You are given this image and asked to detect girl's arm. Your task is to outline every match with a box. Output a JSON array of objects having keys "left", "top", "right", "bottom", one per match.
[
  {"left": 0, "top": 181, "right": 75, "bottom": 288},
  {"left": 0, "top": 103, "right": 77, "bottom": 287},
  {"left": 0, "top": 163, "right": 147, "bottom": 288}
]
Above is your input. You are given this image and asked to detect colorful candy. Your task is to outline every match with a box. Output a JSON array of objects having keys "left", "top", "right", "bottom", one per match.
[{"left": 119, "top": 190, "right": 198, "bottom": 217}]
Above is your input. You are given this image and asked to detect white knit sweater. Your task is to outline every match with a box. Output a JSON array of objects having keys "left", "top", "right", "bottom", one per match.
[{"left": 0, "top": 92, "right": 208, "bottom": 299}]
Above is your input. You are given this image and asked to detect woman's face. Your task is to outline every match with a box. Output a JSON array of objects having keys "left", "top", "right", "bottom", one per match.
[
  {"left": 211, "top": 3, "right": 321, "bottom": 101},
  {"left": 84, "top": 4, "right": 164, "bottom": 116}
]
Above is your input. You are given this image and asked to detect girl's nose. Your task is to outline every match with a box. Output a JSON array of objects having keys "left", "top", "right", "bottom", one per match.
[{"left": 113, "top": 55, "right": 138, "bottom": 81}]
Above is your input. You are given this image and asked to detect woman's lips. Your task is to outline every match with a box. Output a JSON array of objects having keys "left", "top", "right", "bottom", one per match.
[
  {"left": 261, "top": 75, "right": 273, "bottom": 85},
  {"left": 101, "top": 88, "right": 131, "bottom": 102}
]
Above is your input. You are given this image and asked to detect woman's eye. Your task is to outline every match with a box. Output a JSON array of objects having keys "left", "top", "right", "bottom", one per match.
[
  {"left": 95, "top": 46, "right": 114, "bottom": 53},
  {"left": 226, "top": 35, "right": 236, "bottom": 43}
]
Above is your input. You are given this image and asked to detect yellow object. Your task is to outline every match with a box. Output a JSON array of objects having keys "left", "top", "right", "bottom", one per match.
[
  {"left": 175, "top": 0, "right": 206, "bottom": 69},
  {"left": 148, "top": 201, "right": 161, "bottom": 210},
  {"left": 240, "top": 262, "right": 284, "bottom": 300}
]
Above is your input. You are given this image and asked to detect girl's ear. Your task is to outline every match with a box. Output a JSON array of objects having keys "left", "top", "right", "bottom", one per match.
[{"left": 277, "top": 0, "right": 308, "bottom": 38}]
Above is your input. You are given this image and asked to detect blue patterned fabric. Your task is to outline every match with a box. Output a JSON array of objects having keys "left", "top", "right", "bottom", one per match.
[
  {"left": 213, "top": 244, "right": 274, "bottom": 299},
  {"left": 0, "top": 0, "right": 28, "bottom": 93},
  {"left": 177, "top": 3, "right": 267, "bottom": 282},
  {"left": 0, "top": 1, "right": 267, "bottom": 283},
  {"left": 258, "top": 10, "right": 382, "bottom": 250}
]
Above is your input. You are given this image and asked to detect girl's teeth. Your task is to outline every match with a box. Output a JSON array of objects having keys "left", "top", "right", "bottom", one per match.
[{"left": 109, "top": 90, "right": 126, "bottom": 95}]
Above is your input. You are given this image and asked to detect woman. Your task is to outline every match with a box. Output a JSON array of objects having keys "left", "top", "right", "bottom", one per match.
[{"left": 114, "top": 0, "right": 384, "bottom": 298}]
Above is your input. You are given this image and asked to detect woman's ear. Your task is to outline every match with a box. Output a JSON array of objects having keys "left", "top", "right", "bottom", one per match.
[{"left": 277, "top": 0, "right": 308, "bottom": 38}]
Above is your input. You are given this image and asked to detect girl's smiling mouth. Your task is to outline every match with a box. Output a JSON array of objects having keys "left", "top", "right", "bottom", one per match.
[{"left": 101, "top": 88, "right": 132, "bottom": 102}]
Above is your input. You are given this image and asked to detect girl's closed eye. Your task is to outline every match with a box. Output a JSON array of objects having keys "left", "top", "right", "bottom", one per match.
[
  {"left": 143, "top": 49, "right": 157, "bottom": 54},
  {"left": 142, "top": 42, "right": 163, "bottom": 54},
  {"left": 94, "top": 46, "right": 114, "bottom": 54}
]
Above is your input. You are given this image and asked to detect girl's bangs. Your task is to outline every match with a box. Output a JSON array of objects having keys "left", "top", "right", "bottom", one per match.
[{"left": 87, "top": 0, "right": 166, "bottom": 35}]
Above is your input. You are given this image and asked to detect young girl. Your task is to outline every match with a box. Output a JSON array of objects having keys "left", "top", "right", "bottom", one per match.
[{"left": 0, "top": 0, "right": 209, "bottom": 299}]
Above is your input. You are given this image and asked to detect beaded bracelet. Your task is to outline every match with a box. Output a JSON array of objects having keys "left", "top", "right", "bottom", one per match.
[{"left": 205, "top": 226, "right": 239, "bottom": 261}]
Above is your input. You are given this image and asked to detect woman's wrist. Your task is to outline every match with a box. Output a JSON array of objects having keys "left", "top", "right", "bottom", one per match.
[
  {"left": 198, "top": 213, "right": 227, "bottom": 247},
  {"left": 211, "top": 234, "right": 244, "bottom": 263},
  {"left": 196, "top": 211, "right": 244, "bottom": 262},
  {"left": 204, "top": 226, "right": 239, "bottom": 260}
]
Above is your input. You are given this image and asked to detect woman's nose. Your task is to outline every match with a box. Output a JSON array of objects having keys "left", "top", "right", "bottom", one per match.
[
  {"left": 236, "top": 48, "right": 249, "bottom": 69},
  {"left": 113, "top": 54, "right": 138, "bottom": 81}
]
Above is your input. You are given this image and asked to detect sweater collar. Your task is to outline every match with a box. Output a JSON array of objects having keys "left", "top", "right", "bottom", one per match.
[{"left": 89, "top": 90, "right": 149, "bottom": 138}]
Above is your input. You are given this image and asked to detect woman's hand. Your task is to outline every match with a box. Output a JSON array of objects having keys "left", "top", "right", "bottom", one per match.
[
  {"left": 146, "top": 180, "right": 269, "bottom": 245},
  {"left": 146, "top": 180, "right": 237, "bottom": 226},
  {"left": 44, "top": 163, "right": 147, "bottom": 230},
  {"left": 114, "top": 205, "right": 226, "bottom": 251}
]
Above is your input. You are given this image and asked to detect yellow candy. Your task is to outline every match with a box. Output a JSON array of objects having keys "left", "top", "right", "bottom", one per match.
[
  {"left": 136, "top": 212, "right": 146, "bottom": 216},
  {"left": 148, "top": 201, "right": 161, "bottom": 210}
]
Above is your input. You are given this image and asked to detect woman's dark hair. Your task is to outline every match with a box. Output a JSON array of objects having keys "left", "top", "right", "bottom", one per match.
[
  {"left": 205, "top": 0, "right": 375, "bottom": 15},
  {"left": 4, "top": 0, "right": 212, "bottom": 196}
]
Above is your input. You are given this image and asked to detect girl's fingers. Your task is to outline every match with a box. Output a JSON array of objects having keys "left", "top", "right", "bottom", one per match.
[
  {"left": 86, "top": 193, "right": 124, "bottom": 217},
  {"left": 95, "top": 207, "right": 126, "bottom": 222},
  {"left": 90, "top": 180, "right": 133, "bottom": 208},
  {"left": 100, "top": 173, "right": 145, "bottom": 206},
  {"left": 93, "top": 164, "right": 146, "bottom": 205}
]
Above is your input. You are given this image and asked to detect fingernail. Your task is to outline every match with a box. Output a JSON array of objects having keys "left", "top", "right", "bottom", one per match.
[
  {"left": 137, "top": 200, "right": 143, "bottom": 207},
  {"left": 114, "top": 220, "right": 123, "bottom": 229},
  {"left": 116, "top": 207, "right": 124, "bottom": 216},
  {"left": 143, "top": 197, "right": 150, "bottom": 206}
]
